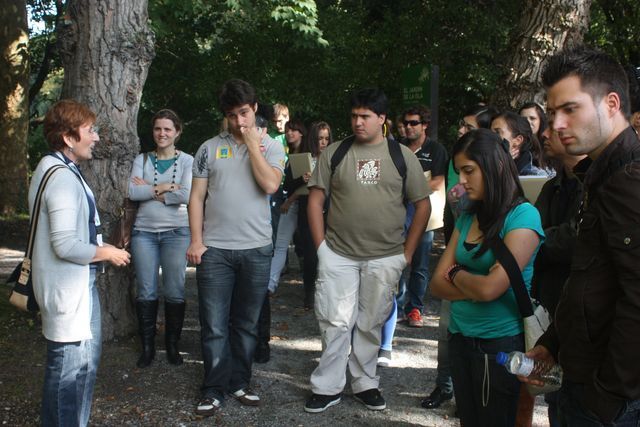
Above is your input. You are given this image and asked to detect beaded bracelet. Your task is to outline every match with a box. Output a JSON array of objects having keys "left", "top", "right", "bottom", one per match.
[{"left": 446, "top": 264, "right": 466, "bottom": 283}]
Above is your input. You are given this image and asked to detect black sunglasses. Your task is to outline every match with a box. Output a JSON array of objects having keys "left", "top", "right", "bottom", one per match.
[{"left": 403, "top": 120, "right": 424, "bottom": 127}]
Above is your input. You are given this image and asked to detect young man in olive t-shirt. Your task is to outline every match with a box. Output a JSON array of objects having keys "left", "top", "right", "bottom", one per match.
[{"left": 303, "top": 88, "right": 431, "bottom": 413}]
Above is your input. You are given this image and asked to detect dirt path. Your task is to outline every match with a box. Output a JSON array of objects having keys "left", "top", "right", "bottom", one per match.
[{"left": 0, "top": 245, "right": 549, "bottom": 426}]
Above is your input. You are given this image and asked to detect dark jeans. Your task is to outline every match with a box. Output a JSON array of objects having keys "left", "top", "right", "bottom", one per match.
[
  {"left": 297, "top": 196, "right": 318, "bottom": 307},
  {"left": 449, "top": 332, "right": 524, "bottom": 427},
  {"left": 435, "top": 300, "right": 453, "bottom": 394},
  {"left": 196, "top": 245, "right": 272, "bottom": 401},
  {"left": 559, "top": 381, "right": 640, "bottom": 426},
  {"left": 546, "top": 390, "right": 561, "bottom": 427},
  {"left": 396, "top": 230, "right": 434, "bottom": 314},
  {"left": 256, "top": 295, "right": 271, "bottom": 346},
  {"left": 270, "top": 187, "right": 285, "bottom": 246}
]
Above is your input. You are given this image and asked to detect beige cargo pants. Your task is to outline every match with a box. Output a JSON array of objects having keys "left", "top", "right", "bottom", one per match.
[{"left": 310, "top": 240, "right": 407, "bottom": 395}]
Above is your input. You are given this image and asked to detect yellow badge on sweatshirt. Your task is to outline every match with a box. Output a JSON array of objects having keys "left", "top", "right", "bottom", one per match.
[{"left": 216, "top": 145, "right": 232, "bottom": 159}]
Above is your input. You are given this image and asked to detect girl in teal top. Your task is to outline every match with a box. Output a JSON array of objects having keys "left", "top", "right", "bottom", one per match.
[{"left": 431, "top": 129, "right": 544, "bottom": 427}]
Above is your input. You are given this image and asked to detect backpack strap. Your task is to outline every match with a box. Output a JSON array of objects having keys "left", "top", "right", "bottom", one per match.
[
  {"left": 330, "top": 135, "right": 355, "bottom": 177},
  {"left": 387, "top": 138, "right": 407, "bottom": 199}
]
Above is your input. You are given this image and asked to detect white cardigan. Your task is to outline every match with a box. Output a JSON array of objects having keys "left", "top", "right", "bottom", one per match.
[{"left": 29, "top": 155, "right": 97, "bottom": 342}]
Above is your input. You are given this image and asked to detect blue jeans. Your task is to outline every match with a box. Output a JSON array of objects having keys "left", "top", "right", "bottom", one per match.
[
  {"left": 380, "top": 298, "right": 398, "bottom": 352},
  {"left": 268, "top": 200, "right": 298, "bottom": 293},
  {"left": 559, "top": 381, "right": 640, "bottom": 426},
  {"left": 396, "top": 230, "right": 433, "bottom": 314},
  {"left": 42, "top": 269, "right": 101, "bottom": 427},
  {"left": 449, "top": 332, "right": 524, "bottom": 427},
  {"left": 196, "top": 244, "right": 272, "bottom": 401},
  {"left": 131, "top": 227, "right": 190, "bottom": 303}
]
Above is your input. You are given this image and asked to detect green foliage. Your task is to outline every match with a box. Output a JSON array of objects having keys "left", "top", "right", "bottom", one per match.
[
  {"left": 24, "top": 0, "right": 640, "bottom": 166},
  {"left": 28, "top": 69, "right": 63, "bottom": 170},
  {"left": 140, "top": 0, "right": 523, "bottom": 152},
  {"left": 587, "top": 0, "right": 640, "bottom": 66},
  {"left": 271, "top": 0, "right": 328, "bottom": 46}
]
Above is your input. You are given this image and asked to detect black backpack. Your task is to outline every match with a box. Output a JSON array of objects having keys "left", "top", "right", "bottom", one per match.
[{"left": 330, "top": 135, "right": 408, "bottom": 198}]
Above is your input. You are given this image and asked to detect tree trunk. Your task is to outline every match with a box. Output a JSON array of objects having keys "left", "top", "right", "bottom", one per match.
[
  {"left": 492, "top": 0, "right": 592, "bottom": 109},
  {"left": 58, "top": 0, "right": 155, "bottom": 339},
  {"left": 0, "top": 0, "right": 30, "bottom": 215}
]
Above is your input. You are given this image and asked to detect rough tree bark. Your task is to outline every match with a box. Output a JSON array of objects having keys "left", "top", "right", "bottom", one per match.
[
  {"left": 58, "top": 0, "right": 155, "bottom": 339},
  {"left": 0, "top": 0, "right": 30, "bottom": 215},
  {"left": 492, "top": 0, "right": 592, "bottom": 108}
]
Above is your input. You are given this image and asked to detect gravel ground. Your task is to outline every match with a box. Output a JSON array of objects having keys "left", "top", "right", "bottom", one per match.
[{"left": 1, "top": 239, "right": 550, "bottom": 426}]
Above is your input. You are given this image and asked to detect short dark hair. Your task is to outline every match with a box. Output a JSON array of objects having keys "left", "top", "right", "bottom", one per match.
[
  {"left": 452, "top": 128, "right": 524, "bottom": 257},
  {"left": 494, "top": 111, "right": 546, "bottom": 170},
  {"left": 403, "top": 105, "right": 431, "bottom": 126},
  {"left": 463, "top": 104, "right": 498, "bottom": 129},
  {"left": 542, "top": 46, "right": 630, "bottom": 116},
  {"left": 350, "top": 88, "right": 388, "bottom": 117},
  {"left": 44, "top": 99, "right": 96, "bottom": 151},
  {"left": 219, "top": 79, "right": 257, "bottom": 114},
  {"left": 152, "top": 109, "right": 183, "bottom": 141}
]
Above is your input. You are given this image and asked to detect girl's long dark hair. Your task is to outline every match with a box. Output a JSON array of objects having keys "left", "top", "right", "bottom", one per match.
[
  {"left": 302, "top": 121, "right": 333, "bottom": 157},
  {"left": 453, "top": 129, "right": 525, "bottom": 257}
]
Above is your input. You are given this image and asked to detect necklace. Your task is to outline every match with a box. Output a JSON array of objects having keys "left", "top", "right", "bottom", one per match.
[{"left": 153, "top": 150, "right": 180, "bottom": 196}]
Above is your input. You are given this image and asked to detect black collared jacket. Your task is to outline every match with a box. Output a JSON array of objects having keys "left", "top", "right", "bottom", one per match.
[{"left": 538, "top": 126, "right": 640, "bottom": 422}]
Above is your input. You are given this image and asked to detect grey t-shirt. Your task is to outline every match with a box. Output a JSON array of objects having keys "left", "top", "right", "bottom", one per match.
[
  {"left": 192, "top": 131, "right": 285, "bottom": 250},
  {"left": 309, "top": 137, "right": 430, "bottom": 260}
]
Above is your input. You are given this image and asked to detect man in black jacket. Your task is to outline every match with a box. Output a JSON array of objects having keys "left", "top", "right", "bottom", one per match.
[{"left": 526, "top": 46, "right": 640, "bottom": 425}]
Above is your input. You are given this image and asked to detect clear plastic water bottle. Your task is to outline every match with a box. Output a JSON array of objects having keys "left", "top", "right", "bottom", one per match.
[{"left": 496, "top": 351, "right": 563, "bottom": 386}]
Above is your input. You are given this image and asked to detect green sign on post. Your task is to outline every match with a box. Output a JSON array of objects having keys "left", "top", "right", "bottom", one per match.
[
  {"left": 402, "top": 64, "right": 431, "bottom": 107},
  {"left": 401, "top": 64, "right": 440, "bottom": 142}
]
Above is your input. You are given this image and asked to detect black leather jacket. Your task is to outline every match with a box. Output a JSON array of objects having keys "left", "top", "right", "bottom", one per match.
[{"left": 539, "top": 126, "right": 640, "bottom": 423}]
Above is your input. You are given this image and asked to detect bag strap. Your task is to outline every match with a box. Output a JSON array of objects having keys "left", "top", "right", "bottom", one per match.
[
  {"left": 25, "top": 165, "right": 66, "bottom": 259},
  {"left": 330, "top": 135, "right": 355, "bottom": 177},
  {"left": 492, "top": 238, "right": 534, "bottom": 317}
]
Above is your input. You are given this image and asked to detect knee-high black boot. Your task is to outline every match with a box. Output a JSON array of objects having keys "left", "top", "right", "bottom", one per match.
[
  {"left": 165, "top": 301, "right": 186, "bottom": 365},
  {"left": 136, "top": 299, "right": 158, "bottom": 368}
]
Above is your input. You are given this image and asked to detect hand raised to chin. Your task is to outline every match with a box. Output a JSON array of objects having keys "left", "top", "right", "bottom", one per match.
[{"left": 240, "top": 126, "right": 262, "bottom": 150}]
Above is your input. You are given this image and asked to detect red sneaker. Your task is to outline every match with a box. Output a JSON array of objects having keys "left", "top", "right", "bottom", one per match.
[{"left": 407, "top": 308, "right": 423, "bottom": 328}]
